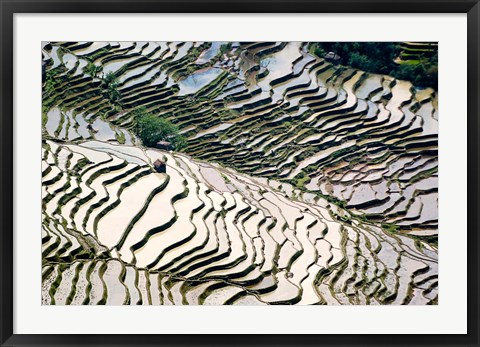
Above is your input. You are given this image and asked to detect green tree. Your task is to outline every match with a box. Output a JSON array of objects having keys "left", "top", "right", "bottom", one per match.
[
  {"left": 308, "top": 42, "right": 437, "bottom": 89},
  {"left": 84, "top": 62, "right": 103, "bottom": 78},
  {"left": 219, "top": 43, "right": 232, "bottom": 55},
  {"left": 134, "top": 111, "right": 186, "bottom": 150},
  {"left": 101, "top": 72, "right": 121, "bottom": 104}
]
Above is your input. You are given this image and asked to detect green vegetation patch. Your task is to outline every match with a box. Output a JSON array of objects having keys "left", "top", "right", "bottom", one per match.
[
  {"left": 133, "top": 107, "right": 186, "bottom": 150},
  {"left": 309, "top": 42, "right": 438, "bottom": 89}
]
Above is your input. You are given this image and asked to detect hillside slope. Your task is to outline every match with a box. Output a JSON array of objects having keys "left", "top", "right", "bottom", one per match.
[{"left": 42, "top": 140, "right": 437, "bottom": 305}]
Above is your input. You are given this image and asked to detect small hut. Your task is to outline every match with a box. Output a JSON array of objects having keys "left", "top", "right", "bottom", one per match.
[
  {"left": 153, "top": 159, "right": 166, "bottom": 173},
  {"left": 156, "top": 141, "right": 172, "bottom": 151},
  {"left": 325, "top": 51, "right": 341, "bottom": 62}
]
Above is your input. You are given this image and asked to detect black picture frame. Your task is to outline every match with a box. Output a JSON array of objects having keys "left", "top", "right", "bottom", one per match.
[{"left": 1, "top": 1, "right": 479, "bottom": 346}]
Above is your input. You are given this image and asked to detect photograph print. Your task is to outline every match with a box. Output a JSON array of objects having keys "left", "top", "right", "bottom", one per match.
[{"left": 41, "top": 41, "right": 438, "bottom": 305}]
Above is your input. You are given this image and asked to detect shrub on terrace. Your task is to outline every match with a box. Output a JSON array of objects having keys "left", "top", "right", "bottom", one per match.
[
  {"left": 133, "top": 109, "right": 186, "bottom": 150},
  {"left": 84, "top": 62, "right": 103, "bottom": 78},
  {"left": 101, "top": 72, "right": 121, "bottom": 105}
]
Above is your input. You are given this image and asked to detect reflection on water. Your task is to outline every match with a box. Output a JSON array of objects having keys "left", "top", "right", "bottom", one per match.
[
  {"left": 45, "top": 108, "right": 61, "bottom": 136},
  {"left": 74, "top": 42, "right": 109, "bottom": 56},
  {"left": 92, "top": 118, "right": 116, "bottom": 141},
  {"left": 62, "top": 53, "right": 78, "bottom": 71},
  {"left": 102, "top": 56, "right": 139, "bottom": 75},
  {"left": 177, "top": 68, "right": 223, "bottom": 96},
  {"left": 192, "top": 123, "right": 233, "bottom": 139},
  {"left": 75, "top": 114, "right": 91, "bottom": 139},
  {"left": 196, "top": 42, "right": 225, "bottom": 65}
]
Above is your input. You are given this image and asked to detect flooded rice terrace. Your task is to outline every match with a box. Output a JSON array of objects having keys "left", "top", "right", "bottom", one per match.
[{"left": 41, "top": 41, "right": 438, "bottom": 305}]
